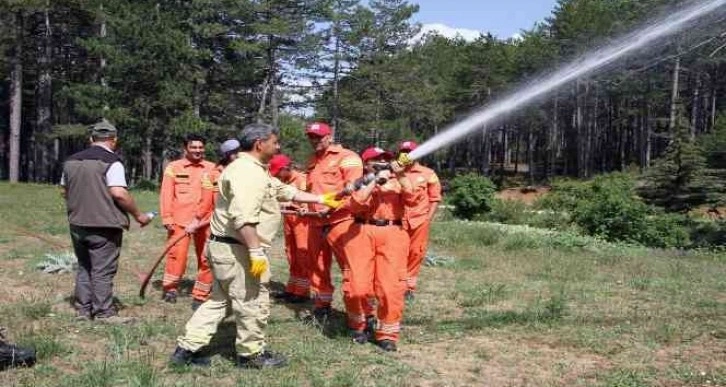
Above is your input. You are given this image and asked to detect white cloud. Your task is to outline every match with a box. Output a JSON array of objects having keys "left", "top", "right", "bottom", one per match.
[{"left": 412, "top": 23, "right": 484, "bottom": 43}]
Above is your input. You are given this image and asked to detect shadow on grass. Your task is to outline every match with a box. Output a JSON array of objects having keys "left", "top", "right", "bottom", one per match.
[{"left": 151, "top": 278, "right": 195, "bottom": 296}]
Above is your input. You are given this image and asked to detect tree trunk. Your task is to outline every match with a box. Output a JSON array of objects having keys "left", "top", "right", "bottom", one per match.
[
  {"left": 271, "top": 85, "right": 280, "bottom": 127},
  {"left": 576, "top": 80, "right": 586, "bottom": 178},
  {"left": 9, "top": 12, "right": 24, "bottom": 183},
  {"left": 143, "top": 134, "right": 153, "bottom": 180},
  {"left": 711, "top": 89, "right": 717, "bottom": 130},
  {"left": 668, "top": 55, "right": 681, "bottom": 135},
  {"left": 513, "top": 131, "right": 520, "bottom": 175},
  {"left": 691, "top": 72, "right": 700, "bottom": 139},
  {"left": 331, "top": 26, "right": 341, "bottom": 139},
  {"left": 36, "top": 4, "right": 53, "bottom": 182},
  {"left": 100, "top": 3, "right": 108, "bottom": 111}
]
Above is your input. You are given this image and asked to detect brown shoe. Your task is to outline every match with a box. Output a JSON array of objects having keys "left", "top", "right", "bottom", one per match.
[{"left": 95, "top": 315, "right": 137, "bottom": 325}]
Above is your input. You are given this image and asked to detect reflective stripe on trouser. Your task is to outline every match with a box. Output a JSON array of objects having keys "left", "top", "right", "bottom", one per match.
[
  {"left": 283, "top": 218, "right": 311, "bottom": 297},
  {"left": 406, "top": 221, "right": 431, "bottom": 292},
  {"left": 343, "top": 225, "right": 408, "bottom": 342},
  {"left": 176, "top": 240, "right": 270, "bottom": 357},
  {"left": 162, "top": 225, "right": 213, "bottom": 301},
  {"left": 308, "top": 219, "right": 356, "bottom": 308}
]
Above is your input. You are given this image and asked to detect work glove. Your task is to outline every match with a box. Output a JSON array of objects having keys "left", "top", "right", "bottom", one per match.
[
  {"left": 397, "top": 152, "right": 413, "bottom": 167},
  {"left": 318, "top": 192, "right": 343, "bottom": 209},
  {"left": 248, "top": 247, "right": 269, "bottom": 278}
]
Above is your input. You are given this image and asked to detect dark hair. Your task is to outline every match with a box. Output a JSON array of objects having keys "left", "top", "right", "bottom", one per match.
[
  {"left": 239, "top": 123, "right": 279, "bottom": 151},
  {"left": 184, "top": 133, "right": 206, "bottom": 146}
]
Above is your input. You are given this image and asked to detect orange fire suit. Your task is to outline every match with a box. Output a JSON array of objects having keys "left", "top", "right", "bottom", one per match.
[
  {"left": 281, "top": 170, "right": 311, "bottom": 297},
  {"left": 403, "top": 164, "right": 442, "bottom": 292},
  {"left": 348, "top": 178, "right": 416, "bottom": 342},
  {"left": 306, "top": 145, "right": 363, "bottom": 308},
  {"left": 160, "top": 159, "right": 216, "bottom": 302}
]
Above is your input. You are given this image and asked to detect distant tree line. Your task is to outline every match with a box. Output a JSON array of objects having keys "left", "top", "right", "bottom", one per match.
[{"left": 1, "top": 0, "right": 726, "bottom": 192}]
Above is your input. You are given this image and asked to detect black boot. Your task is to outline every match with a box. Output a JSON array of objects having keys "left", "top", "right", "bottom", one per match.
[
  {"left": 169, "top": 346, "right": 210, "bottom": 367},
  {"left": 162, "top": 291, "right": 178, "bottom": 304},
  {"left": 351, "top": 331, "right": 369, "bottom": 344},
  {"left": 377, "top": 339, "right": 397, "bottom": 352},
  {"left": 312, "top": 306, "right": 332, "bottom": 322},
  {"left": 237, "top": 350, "right": 287, "bottom": 369}
]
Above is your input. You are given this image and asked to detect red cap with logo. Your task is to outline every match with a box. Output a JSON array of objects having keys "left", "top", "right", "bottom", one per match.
[
  {"left": 268, "top": 154, "right": 292, "bottom": 177},
  {"left": 399, "top": 140, "right": 418, "bottom": 152},
  {"left": 305, "top": 122, "right": 332, "bottom": 137},
  {"left": 361, "top": 147, "right": 394, "bottom": 162}
]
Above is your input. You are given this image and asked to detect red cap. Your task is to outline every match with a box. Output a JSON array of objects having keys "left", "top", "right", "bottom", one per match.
[
  {"left": 399, "top": 140, "right": 418, "bottom": 152},
  {"left": 361, "top": 147, "right": 394, "bottom": 162},
  {"left": 305, "top": 122, "right": 332, "bottom": 137},
  {"left": 268, "top": 154, "right": 291, "bottom": 176}
]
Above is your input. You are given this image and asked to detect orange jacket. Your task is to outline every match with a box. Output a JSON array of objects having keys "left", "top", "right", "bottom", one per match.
[
  {"left": 306, "top": 144, "right": 363, "bottom": 225},
  {"left": 196, "top": 164, "right": 223, "bottom": 223},
  {"left": 404, "top": 163, "right": 442, "bottom": 229},
  {"left": 160, "top": 159, "right": 216, "bottom": 226},
  {"left": 281, "top": 170, "right": 307, "bottom": 222},
  {"left": 350, "top": 178, "right": 417, "bottom": 223}
]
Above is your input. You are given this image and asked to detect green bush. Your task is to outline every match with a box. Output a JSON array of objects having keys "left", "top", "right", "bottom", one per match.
[
  {"left": 536, "top": 177, "right": 593, "bottom": 213},
  {"left": 448, "top": 173, "right": 497, "bottom": 220},
  {"left": 132, "top": 179, "right": 158, "bottom": 191},
  {"left": 484, "top": 199, "right": 529, "bottom": 224},
  {"left": 570, "top": 174, "right": 689, "bottom": 248},
  {"left": 688, "top": 219, "right": 726, "bottom": 248}
]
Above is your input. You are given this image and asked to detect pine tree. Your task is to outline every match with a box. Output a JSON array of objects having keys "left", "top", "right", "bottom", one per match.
[{"left": 640, "top": 105, "right": 709, "bottom": 212}]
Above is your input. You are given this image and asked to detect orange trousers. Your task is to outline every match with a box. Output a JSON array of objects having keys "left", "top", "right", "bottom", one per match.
[
  {"left": 162, "top": 225, "right": 213, "bottom": 301},
  {"left": 406, "top": 221, "right": 432, "bottom": 292},
  {"left": 283, "top": 217, "right": 311, "bottom": 297},
  {"left": 308, "top": 218, "right": 362, "bottom": 308},
  {"left": 345, "top": 224, "right": 408, "bottom": 342}
]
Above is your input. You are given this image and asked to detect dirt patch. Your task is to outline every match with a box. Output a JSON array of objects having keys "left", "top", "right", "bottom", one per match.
[
  {"left": 689, "top": 206, "right": 726, "bottom": 220},
  {"left": 496, "top": 187, "right": 551, "bottom": 206},
  {"left": 400, "top": 335, "right": 610, "bottom": 386}
]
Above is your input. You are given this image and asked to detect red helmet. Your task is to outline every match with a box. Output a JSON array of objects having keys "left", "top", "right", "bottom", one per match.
[
  {"left": 361, "top": 147, "right": 394, "bottom": 162},
  {"left": 268, "top": 154, "right": 291, "bottom": 176},
  {"left": 398, "top": 140, "right": 418, "bottom": 152},
  {"left": 305, "top": 122, "right": 332, "bottom": 137}
]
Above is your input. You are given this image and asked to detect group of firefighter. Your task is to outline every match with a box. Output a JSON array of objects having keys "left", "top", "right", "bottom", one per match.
[{"left": 158, "top": 121, "right": 441, "bottom": 353}]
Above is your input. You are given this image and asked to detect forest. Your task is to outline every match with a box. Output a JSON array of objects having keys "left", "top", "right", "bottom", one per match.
[{"left": 1, "top": 0, "right": 726, "bottom": 195}]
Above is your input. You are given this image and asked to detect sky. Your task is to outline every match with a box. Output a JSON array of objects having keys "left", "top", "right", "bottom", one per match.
[{"left": 411, "top": 0, "right": 559, "bottom": 39}]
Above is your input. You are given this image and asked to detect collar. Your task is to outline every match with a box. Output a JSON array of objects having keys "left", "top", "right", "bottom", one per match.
[
  {"left": 92, "top": 143, "right": 115, "bottom": 154},
  {"left": 181, "top": 157, "right": 207, "bottom": 167},
  {"left": 238, "top": 152, "right": 266, "bottom": 169},
  {"left": 320, "top": 144, "right": 343, "bottom": 157},
  {"left": 407, "top": 162, "right": 425, "bottom": 173}
]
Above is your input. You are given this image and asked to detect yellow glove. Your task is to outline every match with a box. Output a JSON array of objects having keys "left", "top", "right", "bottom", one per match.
[
  {"left": 397, "top": 152, "right": 413, "bottom": 167},
  {"left": 248, "top": 248, "right": 269, "bottom": 278},
  {"left": 318, "top": 192, "right": 343, "bottom": 209}
]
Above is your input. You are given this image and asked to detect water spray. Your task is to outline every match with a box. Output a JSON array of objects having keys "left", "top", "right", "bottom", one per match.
[{"left": 408, "top": 0, "right": 726, "bottom": 161}]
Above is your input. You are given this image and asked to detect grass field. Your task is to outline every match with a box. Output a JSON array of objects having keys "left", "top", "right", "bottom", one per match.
[{"left": 0, "top": 182, "right": 725, "bottom": 386}]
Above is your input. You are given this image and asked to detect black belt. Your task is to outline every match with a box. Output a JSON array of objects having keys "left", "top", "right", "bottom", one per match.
[
  {"left": 355, "top": 217, "right": 403, "bottom": 227},
  {"left": 210, "top": 234, "right": 241, "bottom": 245}
]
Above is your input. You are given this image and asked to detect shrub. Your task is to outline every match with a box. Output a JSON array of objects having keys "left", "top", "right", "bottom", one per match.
[
  {"left": 536, "top": 177, "right": 593, "bottom": 213},
  {"left": 570, "top": 174, "right": 690, "bottom": 248},
  {"left": 448, "top": 173, "right": 497, "bottom": 220},
  {"left": 688, "top": 219, "right": 726, "bottom": 248},
  {"left": 484, "top": 199, "right": 529, "bottom": 224},
  {"left": 132, "top": 179, "right": 158, "bottom": 191}
]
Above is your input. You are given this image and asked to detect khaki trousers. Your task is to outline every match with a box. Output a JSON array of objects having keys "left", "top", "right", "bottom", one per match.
[{"left": 176, "top": 240, "right": 271, "bottom": 357}]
